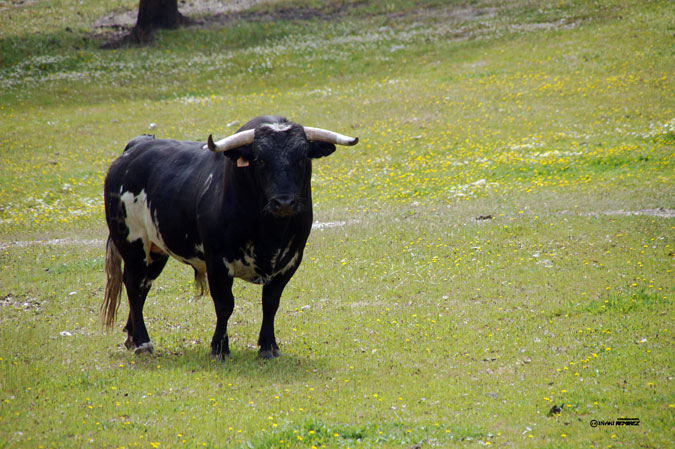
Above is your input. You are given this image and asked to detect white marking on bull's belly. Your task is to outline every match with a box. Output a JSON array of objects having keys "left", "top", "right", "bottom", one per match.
[
  {"left": 176, "top": 256, "right": 207, "bottom": 273},
  {"left": 224, "top": 257, "right": 262, "bottom": 283},
  {"left": 223, "top": 241, "right": 260, "bottom": 282},
  {"left": 223, "top": 241, "right": 300, "bottom": 285}
]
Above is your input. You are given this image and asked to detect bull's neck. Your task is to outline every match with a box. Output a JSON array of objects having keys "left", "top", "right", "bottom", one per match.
[
  {"left": 223, "top": 158, "right": 313, "bottom": 218},
  {"left": 222, "top": 160, "right": 262, "bottom": 215}
]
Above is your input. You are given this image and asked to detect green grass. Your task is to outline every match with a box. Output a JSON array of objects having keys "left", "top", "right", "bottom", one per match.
[{"left": 1, "top": 0, "right": 674, "bottom": 448}]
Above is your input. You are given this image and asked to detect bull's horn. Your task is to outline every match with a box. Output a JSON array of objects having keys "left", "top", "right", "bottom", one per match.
[
  {"left": 304, "top": 127, "right": 359, "bottom": 146},
  {"left": 206, "top": 129, "right": 256, "bottom": 152}
]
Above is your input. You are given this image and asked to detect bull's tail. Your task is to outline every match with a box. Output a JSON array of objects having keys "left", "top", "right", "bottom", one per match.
[
  {"left": 102, "top": 235, "right": 124, "bottom": 329},
  {"left": 194, "top": 269, "right": 209, "bottom": 297}
]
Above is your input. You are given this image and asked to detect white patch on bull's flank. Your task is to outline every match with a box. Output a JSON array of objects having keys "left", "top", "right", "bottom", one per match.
[
  {"left": 120, "top": 190, "right": 164, "bottom": 257},
  {"left": 120, "top": 189, "right": 206, "bottom": 272},
  {"left": 261, "top": 123, "right": 292, "bottom": 132}
]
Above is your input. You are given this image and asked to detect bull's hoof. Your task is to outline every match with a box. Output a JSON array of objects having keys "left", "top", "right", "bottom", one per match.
[
  {"left": 124, "top": 335, "right": 134, "bottom": 350},
  {"left": 259, "top": 348, "right": 281, "bottom": 359},
  {"left": 134, "top": 342, "right": 154, "bottom": 355},
  {"left": 210, "top": 351, "right": 231, "bottom": 361}
]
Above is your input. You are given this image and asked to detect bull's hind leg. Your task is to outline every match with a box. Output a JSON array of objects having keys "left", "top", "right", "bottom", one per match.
[{"left": 122, "top": 253, "right": 168, "bottom": 354}]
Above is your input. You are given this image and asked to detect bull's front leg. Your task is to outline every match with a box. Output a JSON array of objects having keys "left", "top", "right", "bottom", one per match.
[
  {"left": 206, "top": 263, "right": 235, "bottom": 359},
  {"left": 259, "top": 271, "right": 294, "bottom": 359}
]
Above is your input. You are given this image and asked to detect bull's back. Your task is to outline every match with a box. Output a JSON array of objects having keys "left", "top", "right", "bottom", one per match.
[{"left": 107, "top": 138, "right": 214, "bottom": 193}]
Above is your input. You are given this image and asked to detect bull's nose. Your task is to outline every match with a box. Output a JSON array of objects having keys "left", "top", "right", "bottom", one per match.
[{"left": 270, "top": 196, "right": 296, "bottom": 215}]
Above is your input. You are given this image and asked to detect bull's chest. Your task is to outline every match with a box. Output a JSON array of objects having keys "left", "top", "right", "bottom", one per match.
[{"left": 223, "top": 241, "right": 299, "bottom": 285}]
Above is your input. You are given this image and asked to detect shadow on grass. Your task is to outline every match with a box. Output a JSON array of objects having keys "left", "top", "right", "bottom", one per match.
[{"left": 107, "top": 343, "right": 327, "bottom": 382}]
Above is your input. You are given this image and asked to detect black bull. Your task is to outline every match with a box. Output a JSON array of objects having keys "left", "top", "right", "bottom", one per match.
[{"left": 102, "top": 116, "right": 358, "bottom": 359}]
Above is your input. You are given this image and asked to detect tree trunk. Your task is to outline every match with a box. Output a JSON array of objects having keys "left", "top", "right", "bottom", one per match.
[
  {"left": 107, "top": 0, "right": 186, "bottom": 46},
  {"left": 100, "top": 0, "right": 188, "bottom": 48},
  {"left": 136, "top": 0, "right": 184, "bottom": 30}
]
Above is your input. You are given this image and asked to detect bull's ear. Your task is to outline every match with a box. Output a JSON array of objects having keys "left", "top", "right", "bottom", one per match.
[
  {"left": 222, "top": 145, "right": 254, "bottom": 164},
  {"left": 308, "top": 142, "right": 336, "bottom": 159}
]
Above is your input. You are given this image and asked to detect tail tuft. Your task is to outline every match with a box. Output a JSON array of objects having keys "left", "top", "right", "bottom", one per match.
[{"left": 102, "top": 236, "right": 124, "bottom": 329}]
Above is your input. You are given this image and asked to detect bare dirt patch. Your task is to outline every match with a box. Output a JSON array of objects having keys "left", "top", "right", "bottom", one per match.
[
  {"left": 93, "top": 0, "right": 277, "bottom": 43},
  {"left": 94, "top": 0, "right": 276, "bottom": 35},
  {"left": 94, "top": 0, "right": 274, "bottom": 31},
  {"left": 584, "top": 208, "right": 675, "bottom": 219},
  {"left": 0, "top": 238, "right": 105, "bottom": 251},
  {"left": 0, "top": 220, "right": 352, "bottom": 250},
  {"left": 1, "top": 293, "right": 42, "bottom": 312},
  {"left": 93, "top": 0, "right": 497, "bottom": 43}
]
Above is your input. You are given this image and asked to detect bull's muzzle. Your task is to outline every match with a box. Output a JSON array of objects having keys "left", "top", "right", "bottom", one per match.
[{"left": 268, "top": 195, "right": 298, "bottom": 217}]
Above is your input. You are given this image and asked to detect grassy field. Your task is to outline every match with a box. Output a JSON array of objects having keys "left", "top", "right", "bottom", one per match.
[{"left": 1, "top": 0, "right": 673, "bottom": 448}]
